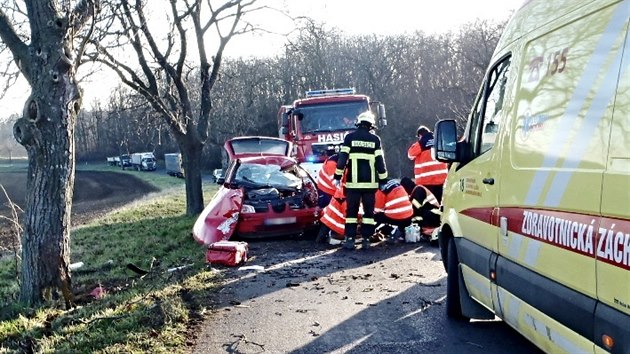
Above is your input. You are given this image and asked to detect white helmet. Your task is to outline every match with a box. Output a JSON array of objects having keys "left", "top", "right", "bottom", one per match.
[{"left": 356, "top": 111, "right": 375, "bottom": 127}]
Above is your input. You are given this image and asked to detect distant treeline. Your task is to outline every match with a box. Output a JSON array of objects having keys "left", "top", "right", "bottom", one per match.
[{"left": 0, "top": 19, "right": 504, "bottom": 177}]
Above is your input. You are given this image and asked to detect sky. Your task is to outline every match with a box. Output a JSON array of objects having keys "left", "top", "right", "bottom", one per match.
[
  {"left": 0, "top": 0, "right": 523, "bottom": 116},
  {"left": 230, "top": 0, "right": 523, "bottom": 57}
]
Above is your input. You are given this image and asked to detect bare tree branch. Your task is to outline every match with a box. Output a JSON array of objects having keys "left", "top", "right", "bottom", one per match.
[
  {"left": 119, "top": 0, "right": 159, "bottom": 95},
  {"left": 74, "top": 0, "right": 98, "bottom": 68},
  {"left": 70, "top": 0, "right": 99, "bottom": 33},
  {"left": 0, "top": 7, "right": 29, "bottom": 78}
]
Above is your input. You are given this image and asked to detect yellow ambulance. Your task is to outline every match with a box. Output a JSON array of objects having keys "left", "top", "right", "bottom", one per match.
[{"left": 433, "top": 0, "right": 629, "bottom": 353}]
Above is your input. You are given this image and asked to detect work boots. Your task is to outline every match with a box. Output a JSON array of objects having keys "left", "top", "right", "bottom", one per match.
[
  {"left": 315, "top": 226, "right": 331, "bottom": 244},
  {"left": 362, "top": 237, "right": 370, "bottom": 250},
  {"left": 342, "top": 236, "right": 356, "bottom": 250}
]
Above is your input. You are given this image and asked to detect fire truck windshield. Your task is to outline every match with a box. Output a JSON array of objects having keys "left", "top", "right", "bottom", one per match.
[{"left": 297, "top": 101, "right": 367, "bottom": 133}]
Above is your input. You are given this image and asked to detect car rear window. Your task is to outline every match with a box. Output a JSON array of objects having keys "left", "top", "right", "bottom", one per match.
[{"left": 231, "top": 140, "right": 288, "bottom": 156}]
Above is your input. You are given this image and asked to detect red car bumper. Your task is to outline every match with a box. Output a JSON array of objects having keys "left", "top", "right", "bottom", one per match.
[{"left": 236, "top": 206, "right": 319, "bottom": 237}]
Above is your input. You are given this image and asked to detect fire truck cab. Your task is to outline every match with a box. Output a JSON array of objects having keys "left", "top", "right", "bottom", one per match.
[{"left": 278, "top": 88, "right": 386, "bottom": 179}]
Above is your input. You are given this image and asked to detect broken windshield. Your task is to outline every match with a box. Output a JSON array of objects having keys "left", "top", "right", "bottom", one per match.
[
  {"left": 298, "top": 101, "right": 367, "bottom": 133},
  {"left": 234, "top": 163, "right": 302, "bottom": 190}
]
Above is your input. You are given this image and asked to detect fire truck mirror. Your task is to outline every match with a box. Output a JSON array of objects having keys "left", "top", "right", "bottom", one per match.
[
  {"left": 294, "top": 110, "right": 304, "bottom": 121},
  {"left": 377, "top": 103, "right": 386, "bottom": 119},
  {"left": 280, "top": 126, "right": 288, "bottom": 135},
  {"left": 377, "top": 104, "right": 387, "bottom": 127}
]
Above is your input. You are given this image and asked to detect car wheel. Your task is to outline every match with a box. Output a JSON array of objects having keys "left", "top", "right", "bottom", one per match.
[{"left": 446, "top": 237, "right": 465, "bottom": 319}]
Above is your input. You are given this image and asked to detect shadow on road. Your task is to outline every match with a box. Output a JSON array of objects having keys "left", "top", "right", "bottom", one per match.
[{"left": 194, "top": 239, "right": 541, "bottom": 354}]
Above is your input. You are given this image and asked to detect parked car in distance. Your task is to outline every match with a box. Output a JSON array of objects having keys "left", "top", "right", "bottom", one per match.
[
  {"left": 212, "top": 168, "right": 224, "bottom": 183},
  {"left": 193, "top": 136, "right": 320, "bottom": 245}
]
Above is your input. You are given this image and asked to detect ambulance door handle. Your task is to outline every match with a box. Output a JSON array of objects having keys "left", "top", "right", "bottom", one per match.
[{"left": 483, "top": 178, "right": 495, "bottom": 185}]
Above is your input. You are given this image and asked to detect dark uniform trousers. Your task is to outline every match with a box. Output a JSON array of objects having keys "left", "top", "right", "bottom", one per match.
[{"left": 345, "top": 189, "right": 376, "bottom": 239}]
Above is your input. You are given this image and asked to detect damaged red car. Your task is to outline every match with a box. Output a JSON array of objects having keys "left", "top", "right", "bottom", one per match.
[{"left": 193, "top": 136, "right": 320, "bottom": 245}]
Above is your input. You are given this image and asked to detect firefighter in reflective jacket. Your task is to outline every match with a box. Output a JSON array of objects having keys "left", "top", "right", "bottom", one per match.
[
  {"left": 317, "top": 151, "right": 339, "bottom": 208},
  {"left": 334, "top": 111, "right": 388, "bottom": 250},
  {"left": 407, "top": 125, "right": 448, "bottom": 202},
  {"left": 374, "top": 179, "right": 414, "bottom": 241},
  {"left": 317, "top": 193, "right": 347, "bottom": 243},
  {"left": 400, "top": 177, "right": 441, "bottom": 230}
]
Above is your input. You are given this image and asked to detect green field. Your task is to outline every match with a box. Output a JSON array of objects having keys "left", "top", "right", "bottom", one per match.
[{"left": 0, "top": 167, "right": 221, "bottom": 353}]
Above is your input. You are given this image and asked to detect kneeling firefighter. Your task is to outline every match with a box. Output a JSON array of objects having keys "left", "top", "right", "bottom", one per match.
[
  {"left": 374, "top": 179, "right": 414, "bottom": 242},
  {"left": 317, "top": 148, "right": 339, "bottom": 208},
  {"left": 317, "top": 187, "right": 347, "bottom": 244},
  {"left": 333, "top": 111, "right": 388, "bottom": 250},
  {"left": 400, "top": 177, "right": 441, "bottom": 235}
]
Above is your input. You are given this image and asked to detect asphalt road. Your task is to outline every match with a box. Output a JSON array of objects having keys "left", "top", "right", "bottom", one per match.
[{"left": 192, "top": 239, "right": 542, "bottom": 354}]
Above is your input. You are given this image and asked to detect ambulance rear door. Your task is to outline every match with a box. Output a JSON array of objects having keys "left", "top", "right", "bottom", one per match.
[{"left": 594, "top": 12, "right": 630, "bottom": 353}]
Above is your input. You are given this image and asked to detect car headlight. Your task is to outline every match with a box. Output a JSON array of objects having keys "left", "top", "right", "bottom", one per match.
[{"left": 241, "top": 204, "right": 256, "bottom": 214}]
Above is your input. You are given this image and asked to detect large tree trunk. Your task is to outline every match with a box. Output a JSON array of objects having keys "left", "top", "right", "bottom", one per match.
[
  {"left": 15, "top": 95, "right": 78, "bottom": 307},
  {"left": 12, "top": 10, "right": 81, "bottom": 307},
  {"left": 180, "top": 140, "right": 205, "bottom": 215}
]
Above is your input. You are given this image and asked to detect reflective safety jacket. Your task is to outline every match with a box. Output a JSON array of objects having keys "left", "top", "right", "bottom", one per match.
[
  {"left": 321, "top": 197, "right": 346, "bottom": 236},
  {"left": 375, "top": 184, "right": 413, "bottom": 221},
  {"left": 317, "top": 154, "right": 339, "bottom": 197},
  {"left": 409, "top": 184, "right": 441, "bottom": 226},
  {"left": 334, "top": 126, "right": 388, "bottom": 190},
  {"left": 407, "top": 139, "right": 448, "bottom": 186}
]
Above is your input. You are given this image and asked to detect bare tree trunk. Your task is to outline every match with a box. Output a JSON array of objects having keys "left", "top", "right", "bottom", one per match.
[
  {"left": 180, "top": 140, "right": 204, "bottom": 215},
  {"left": 14, "top": 85, "right": 78, "bottom": 307},
  {"left": 2, "top": 0, "right": 91, "bottom": 307}
]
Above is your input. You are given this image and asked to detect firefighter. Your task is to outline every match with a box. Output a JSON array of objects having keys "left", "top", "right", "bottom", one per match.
[
  {"left": 334, "top": 111, "right": 388, "bottom": 250},
  {"left": 374, "top": 178, "right": 414, "bottom": 243},
  {"left": 316, "top": 148, "right": 339, "bottom": 208},
  {"left": 400, "top": 177, "right": 441, "bottom": 232},
  {"left": 316, "top": 191, "right": 347, "bottom": 244},
  {"left": 407, "top": 125, "right": 448, "bottom": 202}
]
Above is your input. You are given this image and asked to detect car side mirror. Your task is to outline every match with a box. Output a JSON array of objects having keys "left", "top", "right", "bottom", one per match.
[
  {"left": 434, "top": 119, "right": 459, "bottom": 162},
  {"left": 217, "top": 177, "right": 225, "bottom": 185}
]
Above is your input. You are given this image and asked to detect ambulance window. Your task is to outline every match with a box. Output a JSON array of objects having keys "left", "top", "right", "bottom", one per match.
[
  {"left": 479, "top": 56, "right": 511, "bottom": 155},
  {"left": 467, "top": 87, "right": 485, "bottom": 158}
]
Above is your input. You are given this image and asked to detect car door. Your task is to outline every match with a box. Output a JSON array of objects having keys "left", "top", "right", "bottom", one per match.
[{"left": 446, "top": 55, "right": 513, "bottom": 311}]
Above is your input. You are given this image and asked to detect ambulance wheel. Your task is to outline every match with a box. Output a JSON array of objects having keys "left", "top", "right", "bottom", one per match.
[{"left": 446, "top": 237, "right": 465, "bottom": 319}]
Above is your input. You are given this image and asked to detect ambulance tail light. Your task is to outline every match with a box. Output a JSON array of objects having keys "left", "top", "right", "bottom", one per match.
[{"left": 602, "top": 334, "right": 614, "bottom": 350}]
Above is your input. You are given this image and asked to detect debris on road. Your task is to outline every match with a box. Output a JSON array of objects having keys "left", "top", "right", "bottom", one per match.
[{"left": 238, "top": 265, "right": 265, "bottom": 272}]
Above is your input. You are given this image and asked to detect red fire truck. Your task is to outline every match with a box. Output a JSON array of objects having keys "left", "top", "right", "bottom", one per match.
[{"left": 278, "top": 88, "right": 386, "bottom": 178}]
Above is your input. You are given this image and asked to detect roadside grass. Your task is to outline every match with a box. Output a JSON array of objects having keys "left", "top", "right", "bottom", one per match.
[{"left": 0, "top": 171, "right": 221, "bottom": 353}]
